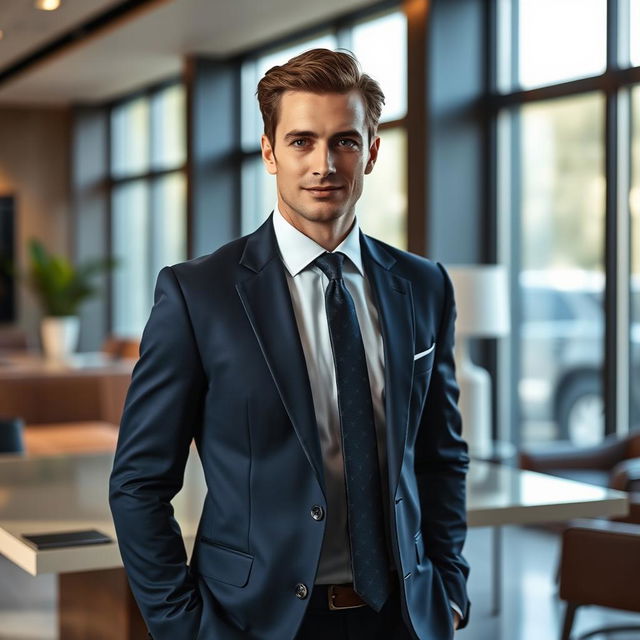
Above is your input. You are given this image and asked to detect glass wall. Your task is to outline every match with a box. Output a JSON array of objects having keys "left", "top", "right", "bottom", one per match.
[
  {"left": 517, "top": 0, "right": 606, "bottom": 90},
  {"left": 518, "top": 95, "right": 605, "bottom": 444},
  {"left": 631, "top": 0, "right": 640, "bottom": 67},
  {"left": 109, "top": 83, "right": 187, "bottom": 337},
  {"left": 497, "top": 0, "right": 625, "bottom": 447},
  {"left": 630, "top": 87, "right": 640, "bottom": 430}
]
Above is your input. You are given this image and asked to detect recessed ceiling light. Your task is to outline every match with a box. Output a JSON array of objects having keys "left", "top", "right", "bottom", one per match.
[{"left": 35, "top": 0, "right": 62, "bottom": 10}]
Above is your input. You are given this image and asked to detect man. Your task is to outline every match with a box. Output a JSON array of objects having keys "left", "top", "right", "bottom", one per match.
[{"left": 109, "top": 49, "right": 470, "bottom": 640}]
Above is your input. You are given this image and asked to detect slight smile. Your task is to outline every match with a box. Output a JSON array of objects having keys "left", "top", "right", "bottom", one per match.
[{"left": 304, "top": 186, "right": 343, "bottom": 197}]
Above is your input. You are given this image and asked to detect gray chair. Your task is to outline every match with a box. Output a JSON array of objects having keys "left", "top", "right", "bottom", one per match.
[{"left": 0, "top": 416, "right": 25, "bottom": 454}]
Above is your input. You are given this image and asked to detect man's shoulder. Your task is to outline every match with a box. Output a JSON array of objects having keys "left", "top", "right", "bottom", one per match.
[
  {"left": 364, "top": 234, "right": 446, "bottom": 285},
  {"left": 168, "top": 233, "right": 250, "bottom": 282}
]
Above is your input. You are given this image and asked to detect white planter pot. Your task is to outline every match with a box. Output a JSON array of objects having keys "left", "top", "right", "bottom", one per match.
[{"left": 41, "top": 316, "right": 80, "bottom": 360}]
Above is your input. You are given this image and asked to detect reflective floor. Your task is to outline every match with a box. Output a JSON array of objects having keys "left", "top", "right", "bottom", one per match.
[
  {"left": 461, "top": 525, "right": 640, "bottom": 640},
  {"left": 0, "top": 525, "right": 638, "bottom": 639}
]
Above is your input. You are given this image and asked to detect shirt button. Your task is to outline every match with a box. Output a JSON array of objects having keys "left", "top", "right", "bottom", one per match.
[
  {"left": 295, "top": 583, "right": 308, "bottom": 599},
  {"left": 310, "top": 505, "right": 325, "bottom": 521}
]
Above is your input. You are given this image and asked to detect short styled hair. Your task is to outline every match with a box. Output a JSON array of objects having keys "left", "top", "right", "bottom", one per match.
[{"left": 256, "top": 48, "right": 385, "bottom": 146}]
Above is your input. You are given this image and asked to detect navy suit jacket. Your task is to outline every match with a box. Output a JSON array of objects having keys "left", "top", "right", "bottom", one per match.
[{"left": 109, "top": 213, "right": 471, "bottom": 640}]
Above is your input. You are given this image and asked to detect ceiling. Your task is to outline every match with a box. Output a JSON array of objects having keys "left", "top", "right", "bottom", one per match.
[
  {"left": 0, "top": 0, "right": 378, "bottom": 106},
  {"left": 0, "top": 0, "right": 122, "bottom": 69}
]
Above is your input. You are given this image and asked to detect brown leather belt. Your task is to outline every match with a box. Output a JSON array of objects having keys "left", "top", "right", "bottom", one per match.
[
  {"left": 327, "top": 583, "right": 368, "bottom": 610},
  {"left": 311, "top": 572, "right": 398, "bottom": 611}
]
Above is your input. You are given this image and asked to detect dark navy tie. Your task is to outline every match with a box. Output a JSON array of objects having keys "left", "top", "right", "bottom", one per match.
[{"left": 313, "top": 251, "right": 392, "bottom": 612}]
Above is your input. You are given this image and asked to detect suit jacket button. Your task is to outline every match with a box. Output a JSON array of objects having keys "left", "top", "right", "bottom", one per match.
[
  {"left": 295, "top": 583, "right": 309, "bottom": 599},
  {"left": 310, "top": 505, "right": 325, "bottom": 521}
]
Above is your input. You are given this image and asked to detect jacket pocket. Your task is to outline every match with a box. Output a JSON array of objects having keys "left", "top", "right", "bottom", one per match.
[
  {"left": 193, "top": 538, "right": 254, "bottom": 587},
  {"left": 413, "top": 347, "right": 435, "bottom": 376}
]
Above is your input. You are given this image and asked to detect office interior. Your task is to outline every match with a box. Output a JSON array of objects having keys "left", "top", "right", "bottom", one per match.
[{"left": 0, "top": 0, "right": 639, "bottom": 638}]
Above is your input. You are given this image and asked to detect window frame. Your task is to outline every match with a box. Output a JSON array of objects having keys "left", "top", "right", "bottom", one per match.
[{"left": 491, "top": 0, "right": 637, "bottom": 444}]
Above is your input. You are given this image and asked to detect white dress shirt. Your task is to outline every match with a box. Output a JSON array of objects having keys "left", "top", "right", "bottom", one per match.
[{"left": 272, "top": 207, "right": 462, "bottom": 622}]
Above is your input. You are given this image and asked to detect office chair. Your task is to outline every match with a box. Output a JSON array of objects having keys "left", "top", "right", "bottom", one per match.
[
  {"left": 559, "top": 519, "right": 640, "bottom": 640},
  {"left": 520, "top": 432, "right": 640, "bottom": 639}
]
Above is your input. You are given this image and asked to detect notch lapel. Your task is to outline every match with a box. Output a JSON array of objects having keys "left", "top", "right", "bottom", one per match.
[
  {"left": 360, "top": 233, "right": 415, "bottom": 496},
  {"left": 236, "top": 215, "right": 326, "bottom": 497}
]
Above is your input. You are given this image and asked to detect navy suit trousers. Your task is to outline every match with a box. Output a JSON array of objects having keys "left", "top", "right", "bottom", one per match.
[{"left": 294, "top": 585, "right": 414, "bottom": 640}]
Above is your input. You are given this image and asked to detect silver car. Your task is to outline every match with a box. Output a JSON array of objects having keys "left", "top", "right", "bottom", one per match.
[{"left": 519, "top": 270, "right": 640, "bottom": 445}]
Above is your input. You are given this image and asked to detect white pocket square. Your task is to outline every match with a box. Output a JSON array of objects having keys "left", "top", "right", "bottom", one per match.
[{"left": 414, "top": 343, "right": 436, "bottom": 360}]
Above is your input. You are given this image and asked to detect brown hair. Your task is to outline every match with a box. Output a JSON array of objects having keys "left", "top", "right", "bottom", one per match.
[{"left": 257, "top": 48, "right": 385, "bottom": 146}]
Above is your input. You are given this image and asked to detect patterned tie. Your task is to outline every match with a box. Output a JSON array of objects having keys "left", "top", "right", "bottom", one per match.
[{"left": 313, "top": 251, "right": 392, "bottom": 612}]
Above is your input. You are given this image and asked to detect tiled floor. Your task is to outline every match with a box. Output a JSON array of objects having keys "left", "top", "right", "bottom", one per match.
[{"left": 0, "top": 525, "right": 639, "bottom": 639}]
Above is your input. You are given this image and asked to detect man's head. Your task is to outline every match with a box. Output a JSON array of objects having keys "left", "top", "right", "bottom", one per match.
[
  {"left": 257, "top": 48, "right": 385, "bottom": 148},
  {"left": 257, "top": 49, "right": 385, "bottom": 241}
]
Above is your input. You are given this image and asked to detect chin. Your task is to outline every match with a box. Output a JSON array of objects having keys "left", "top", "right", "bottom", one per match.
[{"left": 307, "top": 202, "right": 350, "bottom": 221}]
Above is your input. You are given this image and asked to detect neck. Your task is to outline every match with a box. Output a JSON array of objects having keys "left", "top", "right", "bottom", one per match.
[{"left": 277, "top": 202, "right": 355, "bottom": 252}]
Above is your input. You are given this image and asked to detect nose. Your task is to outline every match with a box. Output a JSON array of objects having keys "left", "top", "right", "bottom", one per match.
[{"left": 312, "top": 143, "right": 336, "bottom": 178}]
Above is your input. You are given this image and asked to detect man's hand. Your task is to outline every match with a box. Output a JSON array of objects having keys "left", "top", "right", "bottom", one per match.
[{"left": 453, "top": 610, "right": 461, "bottom": 631}]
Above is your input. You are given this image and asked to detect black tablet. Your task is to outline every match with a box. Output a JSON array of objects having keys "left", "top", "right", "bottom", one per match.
[{"left": 21, "top": 529, "right": 112, "bottom": 550}]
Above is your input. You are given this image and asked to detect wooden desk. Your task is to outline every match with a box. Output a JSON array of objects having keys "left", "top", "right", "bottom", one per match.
[
  {"left": 23, "top": 421, "right": 120, "bottom": 456},
  {"left": 0, "top": 351, "right": 135, "bottom": 425},
  {"left": 0, "top": 350, "right": 135, "bottom": 378},
  {"left": 0, "top": 453, "right": 629, "bottom": 639}
]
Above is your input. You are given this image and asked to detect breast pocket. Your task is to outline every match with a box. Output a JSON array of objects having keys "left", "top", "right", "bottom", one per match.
[{"left": 413, "top": 342, "right": 436, "bottom": 376}]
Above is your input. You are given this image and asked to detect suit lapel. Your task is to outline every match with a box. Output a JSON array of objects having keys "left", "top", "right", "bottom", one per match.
[
  {"left": 236, "top": 214, "right": 326, "bottom": 497},
  {"left": 360, "top": 233, "right": 415, "bottom": 496}
]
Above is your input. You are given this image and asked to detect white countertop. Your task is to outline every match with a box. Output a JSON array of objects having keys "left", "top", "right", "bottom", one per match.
[{"left": 0, "top": 450, "right": 628, "bottom": 576}]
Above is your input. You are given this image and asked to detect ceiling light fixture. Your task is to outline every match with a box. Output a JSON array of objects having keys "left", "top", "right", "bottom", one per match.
[{"left": 35, "top": 0, "right": 62, "bottom": 10}]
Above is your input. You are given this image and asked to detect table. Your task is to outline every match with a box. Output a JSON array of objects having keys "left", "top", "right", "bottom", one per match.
[
  {"left": 0, "top": 350, "right": 136, "bottom": 378},
  {"left": 0, "top": 351, "right": 135, "bottom": 425},
  {"left": 23, "top": 421, "right": 120, "bottom": 456},
  {"left": 0, "top": 452, "right": 629, "bottom": 639}
]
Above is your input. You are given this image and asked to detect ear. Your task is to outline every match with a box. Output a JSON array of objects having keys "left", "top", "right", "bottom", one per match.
[
  {"left": 364, "top": 135, "right": 380, "bottom": 175},
  {"left": 261, "top": 135, "right": 278, "bottom": 175}
]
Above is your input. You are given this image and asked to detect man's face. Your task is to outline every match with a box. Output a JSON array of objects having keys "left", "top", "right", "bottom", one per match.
[{"left": 261, "top": 90, "right": 379, "bottom": 229}]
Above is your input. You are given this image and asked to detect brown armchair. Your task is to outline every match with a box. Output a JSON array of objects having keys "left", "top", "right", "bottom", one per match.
[
  {"left": 520, "top": 433, "right": 640, "bottom": 638},
  {"left": 559, "top": 519, "right": 640, "bottom": 640}
]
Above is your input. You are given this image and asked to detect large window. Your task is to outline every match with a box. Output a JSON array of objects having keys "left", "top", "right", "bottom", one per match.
[
  {"left": 497, "top": 0, "right": 639, "bottom": 447},
  {"left": 239, "top": 8, "right": 408, "bottom": 249},
  {"left": 109, "top": 83, "right": 187, "bottom": 336}
]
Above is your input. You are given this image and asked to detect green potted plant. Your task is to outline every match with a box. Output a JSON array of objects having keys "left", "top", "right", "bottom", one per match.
[{"left": 26, "top": 238, "right": 117, "bottom": 359}]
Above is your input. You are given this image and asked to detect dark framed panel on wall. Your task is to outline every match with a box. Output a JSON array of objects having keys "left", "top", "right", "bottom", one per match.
[{"left": 0, "top": 196, "right": 15, "bottom": 323}]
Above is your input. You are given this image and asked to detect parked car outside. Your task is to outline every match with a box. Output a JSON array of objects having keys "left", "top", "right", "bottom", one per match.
[{"left": 519, "top": 269, "right": 640, "bottom": 445}]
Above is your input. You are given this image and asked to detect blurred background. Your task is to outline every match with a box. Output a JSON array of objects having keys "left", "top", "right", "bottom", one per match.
[
  {"left": 2, "top": 0, "right": 639, "bottom": 452},
  {"left": 1, "top": 0, "right": 640, "bottom": 639}
]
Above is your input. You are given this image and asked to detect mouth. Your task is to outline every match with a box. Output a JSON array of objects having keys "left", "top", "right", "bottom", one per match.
[{"left": 304, "top": 186, "right": 343, "bottom": 197}]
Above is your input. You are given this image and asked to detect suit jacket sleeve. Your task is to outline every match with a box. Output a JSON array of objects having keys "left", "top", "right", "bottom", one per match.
[
  {"left": 109, "top": 266, "right": 206, "bottom": 640},
  {"left": 414, "top": 262, "right": 471, "bottom": 629}
]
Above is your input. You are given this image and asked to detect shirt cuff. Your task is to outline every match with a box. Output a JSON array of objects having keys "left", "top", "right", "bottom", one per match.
[{"left": 450, "top": 600, "right": 463, "bottom": 621}]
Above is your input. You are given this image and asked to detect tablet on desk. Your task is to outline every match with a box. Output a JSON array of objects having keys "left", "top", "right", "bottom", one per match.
[{"left": 21, "top": 529, "right": 112, "bottom": 550}]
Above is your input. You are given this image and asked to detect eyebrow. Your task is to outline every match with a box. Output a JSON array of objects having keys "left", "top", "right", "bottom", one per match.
[{"left": 283, "top": 129, "right": 363, "bottom": 141}]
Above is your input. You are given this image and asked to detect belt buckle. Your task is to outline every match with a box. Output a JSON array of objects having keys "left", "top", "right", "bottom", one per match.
[{"left": 327, "top": 584, "right": 367, "bottom": 611}]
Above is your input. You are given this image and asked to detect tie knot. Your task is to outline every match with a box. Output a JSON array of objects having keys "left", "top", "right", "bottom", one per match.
[{"left": 314, "top": 251, "right": 345, "bottom": 281}]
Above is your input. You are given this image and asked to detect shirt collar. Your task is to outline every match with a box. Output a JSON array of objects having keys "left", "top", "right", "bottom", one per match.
[{"left": 272, "top": 204, "right": 364, "bottom": 277}]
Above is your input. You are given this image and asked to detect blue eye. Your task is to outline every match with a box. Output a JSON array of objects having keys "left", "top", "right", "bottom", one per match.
[
  {"left": 291, "top": 139, "right": 307, "bottom": 147},
  {"left": 338, "top": 138, "right": 359, "bottom": 149}
]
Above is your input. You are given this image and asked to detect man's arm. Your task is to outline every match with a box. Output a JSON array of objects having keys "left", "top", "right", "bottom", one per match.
[
  {"left": 109, "top": 266, "right": 206, "bottom": 640},
  {"left": 414, "top": 263, "right": 471, "bottom": 630}
]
